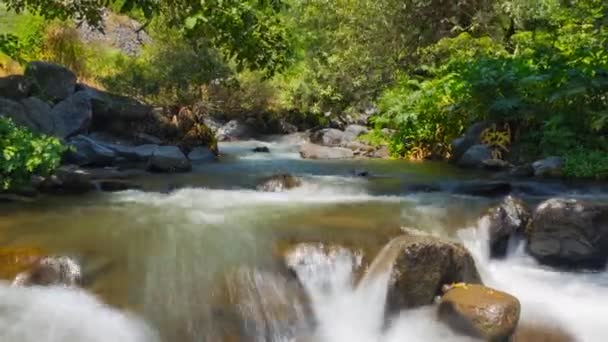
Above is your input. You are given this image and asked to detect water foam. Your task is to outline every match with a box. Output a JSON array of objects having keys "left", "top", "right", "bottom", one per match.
[{"left": 0, "top": 283, "right": 158, "bottom": 342}]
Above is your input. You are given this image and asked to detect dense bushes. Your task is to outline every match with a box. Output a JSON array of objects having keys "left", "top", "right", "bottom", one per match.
[
  {"left": 373, "top": 2, "right": 608, "bottom": 177},
  {"left": 0, "top": 118, "right": 66, "bottom": 190}
]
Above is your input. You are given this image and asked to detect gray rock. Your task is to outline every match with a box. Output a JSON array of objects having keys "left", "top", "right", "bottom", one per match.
[
  {"left": 252, "top": 146, "right": 270, "bottom": 153},
  {"left": 24, "top": 61, "right": 76, "bottom": 102},
  {"left": 483, "top": 196, "right": 531, "bottom": 258},
  {"left": 299, "top": 143, "right": 354, "bottom": 159},
  {"left": 203, "top": 116, "right": 224, "bottom": 131},
  {"left": 458, "top": 144, "right": 493, "bottom": 168},
  {"left": 134, "top": 132, "right": 162, "bottom": 145},
  {"left": 66, "top": 135, "right": 117, "bottom": 166},
  {"left": 509, "top": 164, "right": 534, "bottom": 178},
  {"left": 532, "top": 157, "right": 563, "bottom": 178},
  {"left": 527, "top": 198, "right": 608, "bottom": 268},
  {"left": 310, "top": 128, "right": 344, "bottom": 146},
  {"left": 0, "top": 75, "right": 32, "bottom": 100},
  {"left": 188, "top": 146, "right": 217, "bottom": 162},
  {"left": 20, "top": 97, "right": 54, "bottom": 135},
  {"left": 216, "top": 119, "right": 253, "bottom": 141},
  {"left": 342, "top": 125, "right": 369, "bottom": 143},
  {"left": 132, "top": 144, "right": 159, "bottom": 161},
  {"left": 83, "top": 86, "right": 152, "bottom": 121},
  {"left": 451, "top": 122, "right": 488, "bottom": 162},
  {"left": 147, "top": 146, "right": 191, "bottom": 172},
  {"left": 0, "top": 97, "right": 36, "bottom": 129},
  {"left": 50, "top": 91, "right": 92, "bottom": 138}
]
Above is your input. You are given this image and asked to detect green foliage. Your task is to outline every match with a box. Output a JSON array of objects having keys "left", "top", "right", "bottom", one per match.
[
  {"left": 0, "top": 117, "right": 66, "bottom": 190},
  {"left": 374, "top": 1, "right": 608, "bottom": 174},
  {"left": 563, "top": 148, "right": 608, "bottom": 179}
]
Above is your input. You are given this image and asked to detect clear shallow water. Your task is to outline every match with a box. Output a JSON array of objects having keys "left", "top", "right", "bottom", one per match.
[{"left": 0, "top": 137, "right": 606, "bottom": 342}]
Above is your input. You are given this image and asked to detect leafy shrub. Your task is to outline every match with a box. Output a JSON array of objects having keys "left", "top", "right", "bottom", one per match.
[
  {"left": 563, "top": 148, "right": 608, "bottom": 179},
  {"left": 0, "top": 117, "right": 66, "bottom": 190}
]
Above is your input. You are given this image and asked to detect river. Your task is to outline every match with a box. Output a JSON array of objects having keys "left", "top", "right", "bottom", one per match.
[{"left": 0, "top": 135, "right": 607, "bottom": 342}]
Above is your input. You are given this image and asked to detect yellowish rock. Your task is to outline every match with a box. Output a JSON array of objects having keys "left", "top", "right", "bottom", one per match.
[{"left": 438, "top": 284, "right": 521, "bottom": 341}]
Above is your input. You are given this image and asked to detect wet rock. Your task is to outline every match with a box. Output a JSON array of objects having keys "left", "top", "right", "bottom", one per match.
[
  {"left": 510, "top": 164, "right": 535, "bottom": 178},
  {"left": 25, "top": 61, "right": 76, "bottom": 102},
  {"left": 20, "top": 97, "right": 54, "bottom": 135},
  {"left": 452, "top": 181, "right": 512, "bottom": 197},
  {"left": 147, "top": 145, "right": 191, "bottom": 172},
  {"left": 257, "top": 174, "right": 302, "bottom": 192},
  {"left": 0, "top": 246, "right": 47, "bottom": 280},
  {"left": 188, "top": 146, "right": 217, "bottom": 162},
  {"left": 438, "top": 284, "right": 520, "bottom": 341},
  {"left": 38, "top": 165, "right": 97, "bottom": 194},
  {"left": 458, "top": 144, "right": 493, "bottom": 168},
  {"left": 282, "top": 242, "right": 365, "bottom": 277},
  {"left": 252, "top": 146, "right": 270, "bottom": 153},
  {"left": 482, "top": 158, "right": 512, "bottom": 171},
  {"left": 526, "top": 198, "right": 608, "bottom": 268},
  {"left": 12, "top": 256, "right": 82, "bottom": 287},
  {"left": 364, "top": 229, "right": 481, "bottom": 312},
  {"left": 212, "top": 267, "right": 311, "bottom": 341},
  {"left": 94, "top": 180, "right": 141, "bottom": 192},
  {"left": 216, "top": 119, "right": 253, "bottom": 141},
  {"left": 310, "top": 128, "right": 345, "bottom": 146},
  {"left": 532, "top": 157, "right": 564, "bottom": 178},
  {"left": 342, "top": 124, "right": 369, "bottom": 143},
  {"left": 352, "top": 169, "right": 370, "bottom": 177},
  {"left": 512, "top": 322, "right": 576, "bottom": 342},
  {"left": 0, "top": 75, "right": 32, "bottom": 100},
  {"left": 66, "top": 135, "right": 118, "bottom": 166},
  {"left": 50, "top": 91, "right": 92, "bottom": 138},
  {"left": 299, "top": 143, "right": 354, "bottom": 159},
  {"left": 483, "top": 196, "right": 531, "bottom": 258},
  {"left": 451, "top": 122, "right": 488, "bottom": 162}
]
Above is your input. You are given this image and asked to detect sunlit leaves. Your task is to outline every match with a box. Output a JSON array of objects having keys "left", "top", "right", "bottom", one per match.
[{"left": 0, "top": 118, "right": 66, "bottom": 190}]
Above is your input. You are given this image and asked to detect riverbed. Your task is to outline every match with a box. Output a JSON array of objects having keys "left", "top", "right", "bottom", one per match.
[{"left": 1, "top": 136, "right": 607, "bottom": 342}]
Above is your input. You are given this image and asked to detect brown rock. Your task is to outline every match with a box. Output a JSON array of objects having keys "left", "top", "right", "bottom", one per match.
[
  {"left": 438, "top": 284, "right": 521, "bottom": 341},
  {"left": 0, "top": 246, "right": 47, "bottom": 280},
  {"left": 257, "top": 174, "right": 302, "bottom": 192},
  {"left": 484, "top": 196, "right": 531, "bottom": 258},
  {"left": 363, "top": 229, "right": 481, "bottom": 312}
]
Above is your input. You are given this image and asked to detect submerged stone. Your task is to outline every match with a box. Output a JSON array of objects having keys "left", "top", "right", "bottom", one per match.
[{"left": 256, "top": 174, "right": 302, "bottom": 192}]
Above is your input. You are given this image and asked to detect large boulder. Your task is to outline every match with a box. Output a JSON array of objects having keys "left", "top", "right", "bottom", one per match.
[
  {"left": 83, "top": 86, "right": 152, "bottom": 122},
  {"left": 438, "top": 284, "right": 521, "bottom": 341},
  {"left": 24, "top": 61, "right": 76, "bottom": 102},
  {"left": 342, "top": 124, "right": 369, "bottom": 144},
  {"left": 482, "top": 196, "right": 531, "bottom": 258},
  {"left": 66, "top": 135, "right": 118, "bottom": 166},
  {"left": 310, "top": 128, "right": 345, "bottom": 146},
  {"left": 20, "top": 97, "right": 54, "bottom": 135},
  {"left": 216, "top": 119, "right": 253, "bottom": 141},
  {"left": 526, "top": 198, "right": 608, "bottom": 268},
  {"left": 12, "top": 256, "right": 82, "bottom": 287},
  {"left": 50, "top": 91, "right": 92, "bottom": 138},
  {"left": 363, "top": 230, "right": 481, "bottom": 312},
  {"left": 299, "top": 143, "right": 354, "bottom": 159},
  {"left": 457, "top": 144, "right": 493, "bottom": 168},
  {"left": 0, "top": 97, "right": 36, "bottom": 129},
  {"left": 0, "top": 75, "right": 32, "bottom": 100},
  {"left": 257, "top": 174, "right": 302, "bottom": 192},
  {"left": 532, "top": 157, "right": 563, "bottom": 178},
  {"left": 147, "top": 145, "right": 191, "bottom": 172},
  {"left": 451, "top": 122, "right": 488, "bottom": 162}
]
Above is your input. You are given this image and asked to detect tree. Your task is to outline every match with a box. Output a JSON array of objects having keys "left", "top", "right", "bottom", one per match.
[{"left": 0, "top": 0, "right": 292, "bottom": 74}]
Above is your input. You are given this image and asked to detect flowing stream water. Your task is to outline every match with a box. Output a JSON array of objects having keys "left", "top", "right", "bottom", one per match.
[{"left": 0, "top": 135, "right": 607, "bottom": 342}]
